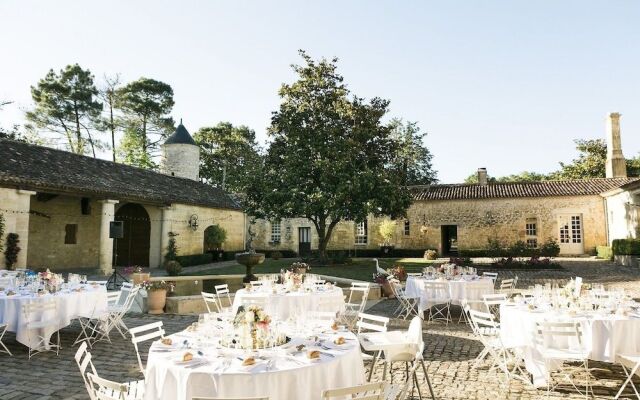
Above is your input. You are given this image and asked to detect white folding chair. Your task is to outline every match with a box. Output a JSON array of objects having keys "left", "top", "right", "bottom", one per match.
[
  {"left": 108, "top": 285, "right": 140, "bottom": 339},
  {"left": 130, "top": 321, "right": 165, "bottom": 377},
  {"left": 23, "top": 299, "right": 60, "bottom": 359},
  {"left": 215, "top": 284, "right": 233, "bottom": 311},
  {"left": 341, "top": 284, "right": 370, "bottom": 329},
  {"left": 356, "top": 313, "right": 390, "bottom": 382},
  {"left": 75, "top": 342, "right": 98, "bottom": 400},
  {"left": 202, "top": 291, "right": 221, "bottom": 313},
  {"left": 422, "top": 282, "right": 451, "bottom": 324},
  {"left": 74, "top": 290, "right": 119, "bottom": 348},
  {"left": 497, "top": 278, "right": 515, "bottom": 296},
  {"left": 615, "top": 354, "right": 640, "bottom": 399},
  {"left": 482, "top": 293, "right": 508, "bottom": 320},
  {"left": 322, "top": 382, "right": 386, "bottom": 400},
  {"left": 389, "top": 279, "right": 419, "bottom": 320},
  {"left": 534, "top": 321, "right": 591, "bottom": 398},
  {"left": 192, "top": 397, "right": 270, "bottom": 400},
  {"left": 0, "top": 323, "right": 11, "bottom": 356},
  {"left": 483, "top": 272, "right": 498, "bottom": 286},
  {"left": 87, "top": 372, "right": 145, "bottom": 400}
]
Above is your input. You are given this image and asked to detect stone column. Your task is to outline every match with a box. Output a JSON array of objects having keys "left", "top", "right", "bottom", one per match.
[
  {"left": 13, "top": 190, "right": 35, "bottom": 269},
  {"left": 159, "top": 205, "right": 174, "bottom": 268},
  {"left": 98, "top": 200, "right": 119, "bottom": 275}
]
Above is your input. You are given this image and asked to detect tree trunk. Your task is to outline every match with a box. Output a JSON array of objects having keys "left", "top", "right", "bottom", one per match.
[
  {"left": 109, "top": 95, "right": 116, "bottom": 162},
  {"left": 312, "top": 218, "right": 340, "bottom": 265},
  {"left": 74, "top": 103, "right": 83, "bottom": 154}
]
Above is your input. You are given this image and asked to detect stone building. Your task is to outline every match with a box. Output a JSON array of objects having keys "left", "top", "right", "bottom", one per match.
[
  {"left": 0, "top": 123, "right": 245, "bottom": 272},
  {"left": 252, "top": 113, "right": 639, "bottom": 256}
]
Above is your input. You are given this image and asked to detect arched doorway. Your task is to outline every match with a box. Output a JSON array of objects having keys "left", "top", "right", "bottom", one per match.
[{"left": 114, "top": 203, "right": 151, "bottom": 267}]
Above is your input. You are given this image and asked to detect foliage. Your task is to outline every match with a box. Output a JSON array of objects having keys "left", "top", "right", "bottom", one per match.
[
  {"left": 116, "top": 77, "right": 175, "bottom": 167},
  {"left": 596, "top": 245, "right": 613, "bottom": 260},
  {"left": 507, "top": 240, "right": 529, "bottom": 256},
  {"left": 289, "top": 261, "right": 311, "bottom": 272},
  {"left": 244, "top": 51, "right": 412, "bottom": 262},
  {"left": 204, "top": 224, "right": 227, "bottom": 251},
  {"left": 460, "top": 237, "right": 560, "bottom": 258},
  {"left": 539, "top": 238, "right": 560, "bottom": 257},
  {"left": 194, "top": 122, "right": 263, "bottom": 192},
  {"left": 486, "top": 237, "right": 505, "bottom": 258},
  {"left": 26, "top": 64, "right": 103, "bottom": 155},
  {"left": 449, "top": 257, "right": 473, "bottom": 267},
  {"left": 164, "top": 260, "right": 182, "bottom": 276},
  {"left": 378, "top": 220, "right": 396, "bottom": 246},
  {"left": 552, "top": 139, "right": 607, "bottom": 179},
  {"left": 387, "top": 264, "right": 407, "bottom": 281},
  {"left": 270, "top": 251, "right": 283, "bottom": 260},
  {"left": 612, "top": 239, "right": 640, "bottom": 256},
  {"left": 424, "top": 249, "right": 438, "bottom": 260},
  {"left": 175, "top": 253, "right": 214, "bottom": 267},
  {"left": 0, "top": 213, "right": 4, "bottom": 254},
  {"left": 96, "top": 74, "right": 122, "bottom": 162},
  {"left": 4, "top": 233, "right": 20, "bottom": 270},
  {"left": 118, "top": 125, "right": 156, "bottom": 169},
  {"left": 388, "top": 118, "right": 437, "bottom": 185},
  {"left": 372, "top": 272, "right": 389, "bottom": 284},
  {"left": 141, "top": 279, "right": 174, "bottom": 292},
  {"left": 164, "top": 231, "right": 179, "bottom": 262},
  {"left": 492, "top": 256, "right": 562, "bottom": 269}
]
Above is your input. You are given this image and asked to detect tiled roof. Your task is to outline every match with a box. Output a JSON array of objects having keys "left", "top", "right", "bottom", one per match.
[
  {"left": 410, "top": 178, "right": 640, "bottom": 201},
  {"left": 0, "top": 139, "right": 241, "bottom": 210},
  {"left": 165, "top": 123, "right": 197, "bottom": 145}
]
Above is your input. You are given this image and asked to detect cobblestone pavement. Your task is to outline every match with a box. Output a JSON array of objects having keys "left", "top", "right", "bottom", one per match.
[{"left": 1, "top": 261, "right": 639, "bottom": 399}]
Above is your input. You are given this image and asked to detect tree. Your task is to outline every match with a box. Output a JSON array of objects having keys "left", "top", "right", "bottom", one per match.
[
  {"left": 116, "top": 77, "right": 174, "bottom": 168},
  {"left": 244, "top": 51, "right": 412, "bottom": 262},
  {"left": 97, "top": 74, "right": 122, "bottom": 162},
  {"left": 117, "top": 125, "right": 156, "bottom": 169},
  {"left": 193, "top": 122, "right": 262, "bottom": 192},
  {"left": 464, "top": 171, "right": 547, "bottom": 183},
  {"left": 388, "top": 118, "right": 437, "bottom": 185},
  {"left": 26, "top": 64, "right": 103, "bottom": 155},
  {"left": 551, "top": 139, "right": 607, "bottom": 179},
  {"left": 0, "top": 100, "right": 21, "bottom": 141}
]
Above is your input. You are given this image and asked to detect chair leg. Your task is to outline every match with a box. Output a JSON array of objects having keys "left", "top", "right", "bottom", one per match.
[
  {"left": 413, "top": 370, "right": 423, "bottom": 400},
  {"left": 421, "top": 359, "right": 437, "bottom": 399},
  {"left": 616, "top": 363, "right": 640, "bottom": 399}
]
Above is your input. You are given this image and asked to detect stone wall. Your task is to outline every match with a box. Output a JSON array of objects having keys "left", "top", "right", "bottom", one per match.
[
  {"left": 0, "top": 188, "right": 35, "bottom": 269},
  {"left": 27, "top": 194, "right": 102, "bottom": 269},
  {"left": 161, "top": 143, "right": 200, "bottom": 181},
  {"left": 604, "top": 190, "right": 639, "bottom": 243},
  {"left": 252, "top": 195, "right": 608, "bottom": 256}
]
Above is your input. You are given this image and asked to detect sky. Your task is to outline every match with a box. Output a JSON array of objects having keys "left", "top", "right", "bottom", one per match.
[{"left": 1, "top": 0, "right": 639, "bottom": 183}]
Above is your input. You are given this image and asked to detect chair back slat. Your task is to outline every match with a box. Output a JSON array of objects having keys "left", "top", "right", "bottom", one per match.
[{"left": 322, "top": 382, "right": 386, "bottom": 399}]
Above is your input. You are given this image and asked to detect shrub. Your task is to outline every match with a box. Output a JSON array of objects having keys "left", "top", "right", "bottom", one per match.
[
  {"left": 486, "top": 237, "right": 505, "bottom": 258},
  {"left": 271, "top": 251, "right": 283, "bottom": 260},
  {"left": 378, "top": 220, "right": 396, "bottom": 246},
  {"left": 204, "top": 224, "right": 227, "bottom": 251},
  {"left": 0, "top": 213, "right": 4, "bottom": 254},
  {"left": 507, "top": 240, "right": 529, "bottom": 257},
  {"left": 596, "top": 245, "right": 613, "bottom": 260},
  {"left": 424, "top": 249, "right": 438, "bottom": 260},
  {"left": 612, "top": 239, "right": 640, "bottom": 256},
  {"left": 164, "top": 260, "right": 182, "bottom": 276},
  {"left": 164, "top": 231, "right": 179, "bottom": 262},
  {"left": 4, "top": 233, "right": 20, "bottom": 270},
  {"left": 539, "top": 238, "right": 560, "bottom": 257},
  {"left": 176, "top": 253, "right": 214, "bottom": 267},
  {"left": 331, "top": 250, "right": 348, "bottom": 265}
]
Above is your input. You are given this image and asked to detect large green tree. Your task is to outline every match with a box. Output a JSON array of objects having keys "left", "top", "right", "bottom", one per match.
[
  {"left": 116, "top": 77, "right": 174, "bottom": 168},
  {"left": 26, "top": 64, "right": 103, "bottom": 155},
  {"left": 244, "top": 51, "right": 412, "bottom": 261},
  {"left": 97, "top": 74, "right": 122, "bottom": 162},
  {"left": 464, "top": 170, "right": 546, "bottom": 183},
  {"left": 551, "top": 139, "right": 607, "bottom": 179},
  {"left": 193, "top": 122, "right": 262, "bottom": 192},
  {"left": 389, "top": 118, "right": 437, "bottom": 185}
]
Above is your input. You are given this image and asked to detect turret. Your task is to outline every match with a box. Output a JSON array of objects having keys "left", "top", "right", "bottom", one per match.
[{"left": 161, "top": 120, "right": 200, "bottom": 181}]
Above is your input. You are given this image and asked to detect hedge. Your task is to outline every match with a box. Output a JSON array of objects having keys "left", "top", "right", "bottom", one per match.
[
  {"left": 596, "top": 245, "right": 613, "bottom": 260},
  {"left": 612, "top": 239, "right": 640, "bottom": 256},
  {"left": 459, "top": 247, "right": 560, "bottom": 258},
  {"left": 176, "top": 253, "right": 213, "bottom": 267},
  {"left": 254, "top": 249, "right": 298, "bottom": 258}
]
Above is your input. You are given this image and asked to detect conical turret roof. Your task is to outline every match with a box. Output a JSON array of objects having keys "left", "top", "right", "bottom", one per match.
[{"left": 165, "top": 121, "right": 197, "bottom": 145}]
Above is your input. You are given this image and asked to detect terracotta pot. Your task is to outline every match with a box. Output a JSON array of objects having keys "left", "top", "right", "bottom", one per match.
[
  {"left": 380, "top": 281, "right": 395, "bottom": 298},
  {"left": 147, "top": 289, "right": 167, "bottom": 314},
  {"left": 131, "top": 272, "right": 150, "bottom": 286}
]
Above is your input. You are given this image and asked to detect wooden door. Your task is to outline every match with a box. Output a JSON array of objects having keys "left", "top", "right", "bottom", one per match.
[
  {"left": 298, "top": 227, "right": 311, "bottom": 256},
  {"left": 114, "top": 203, "right": 151, "bottom": 267}
]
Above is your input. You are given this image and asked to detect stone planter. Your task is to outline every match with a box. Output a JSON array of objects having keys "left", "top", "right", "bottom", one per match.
[
  {"left": 380, "top": 280, "right": 395, "bottom": 298},
  {"left": 235, "top": 252, "right": 266, "bottom": 283},
  {"left": 147, "top": 289, "right": 167, "bottom": 314},
  {"left": 131, "top": 272, "right": 151, "bottom": 286}
]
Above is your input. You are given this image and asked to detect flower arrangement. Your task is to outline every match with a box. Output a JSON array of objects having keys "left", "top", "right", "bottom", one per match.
[
  {"left": 289, "top": 262, "right": 311, "bottom": 273},
  {"left": 373, "top": 272, "right": 389, "bottom": 284},
  {"left": 284, "top": 270, "right": 304, "bottom": 287},
  {"left": 233, "top": 305, "right": 271, "bottom": 328},
  {"left": 386, "top": 265, "right": 407, "bottom": 281},
  {"left": 123, "top": 266, "right": 145, "bottom": 275},
  {"left": 140, "top": 280, "right": 175, "bottom": 292}
]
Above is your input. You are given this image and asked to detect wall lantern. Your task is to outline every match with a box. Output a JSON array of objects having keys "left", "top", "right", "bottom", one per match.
[{"left": 188, "top": 214, "right": 199, "bottom": 231}]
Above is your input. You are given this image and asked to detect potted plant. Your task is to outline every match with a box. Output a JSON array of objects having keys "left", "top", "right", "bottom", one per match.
[
  {"left": 387, "top": 264, "right": 407, "bottom": 282},
  {"left": 373, "top": 272, "right": 394, "bottom": 298},
  {"left": 4, "top": 233, "right": 20, "bottom": 271},
  {"left": 142, "top": 280, "right": 174, "bottom": 314},
  {"left": 378, "top": 220, "right": 396, "bottom": 257},
  {"left": 124, "top": 266, "right": 150, "bottom": 285},
  {"left": 204, "top": 224, "right": 227, "bottom": 260},
  {"left": 424, "top": 249, "right": 438, "bottom": 260}
]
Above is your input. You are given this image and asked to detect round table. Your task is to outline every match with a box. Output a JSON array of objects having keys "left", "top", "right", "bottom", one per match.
[
  {"left": 232, "top": 285, "right": 345, "bottom": 321},
  {"left": 405, "top": 275, "right": 495, "bottom": 312},
  {"left": 500, "top": 304, "right": 640, "bottom": 386},
  {"left": 0, "top": 284, "right": 107, "bottom": 348},
  {"left": 144, "top": 319, "right": 365, "bottom": 400}
]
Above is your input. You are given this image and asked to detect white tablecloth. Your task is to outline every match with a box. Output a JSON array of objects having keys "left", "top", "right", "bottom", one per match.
[
  {"left": 144, "top": 322, "right": 365, "bottom": 400},
  {"left": 0, "top": 284, "right": 107, "bottom": 348},
  {"left": 500, "top": 305, "right": 640, "bottom": 386},
  {"left": 233, "top": 286, "right": 345, "bottom": 321},
  {"left": 405, "top": 276, "right": 494, "bottom": 311}
]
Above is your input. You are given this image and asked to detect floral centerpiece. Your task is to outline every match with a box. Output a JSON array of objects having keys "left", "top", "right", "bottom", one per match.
[
  {"left": 387, "top": 265, "right": 407, "bottom": 281},
  {"left": 231, "top": 305, "right": 284, "bottom": 349},
  {"left": 289, "top": 262, "right": 311, "bottom": 274}
]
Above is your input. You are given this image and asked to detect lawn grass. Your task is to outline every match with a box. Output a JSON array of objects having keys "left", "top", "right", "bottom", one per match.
[{"left": 184, "top": 257, "right": 441, "bottom": 282}]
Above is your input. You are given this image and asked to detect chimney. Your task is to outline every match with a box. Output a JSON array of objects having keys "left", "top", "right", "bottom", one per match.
[
  {"left": 605, "top": 112, "right": 627, "bottom": 178},
  {"left": 477, "top": 168, "right": 488, "bottom": 186}
]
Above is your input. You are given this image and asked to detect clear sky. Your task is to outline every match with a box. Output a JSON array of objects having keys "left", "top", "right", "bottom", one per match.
[{"left": 1, "top": 0, "right": 639, "bottom": 183}]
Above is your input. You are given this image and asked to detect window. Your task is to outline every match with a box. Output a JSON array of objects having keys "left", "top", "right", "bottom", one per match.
[
  {"left": 270, "top": 221, "right": 281, "bottom": 243},
  {"left": 525, "top": 218, "right": 537, "bottom": 248},
  {"left": 404, "top": 220, "right": 410, "bottom": 236},
  {"left": 65, "top": 224, "right": 78, "bottom": 244},
  {"left": 355, "top": 220, "right": 368, "bottom": 245},
  {"left": 571, "top": 215, "right": 582, "bottom": 244}
]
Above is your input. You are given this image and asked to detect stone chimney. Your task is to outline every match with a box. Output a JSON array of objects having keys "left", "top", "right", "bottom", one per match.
[
  {"left": 605, "top": 112, "right": 627, "bottom": 179},
  {"left": 477, "top": 168, "right": 488, "bottom": 186}
]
